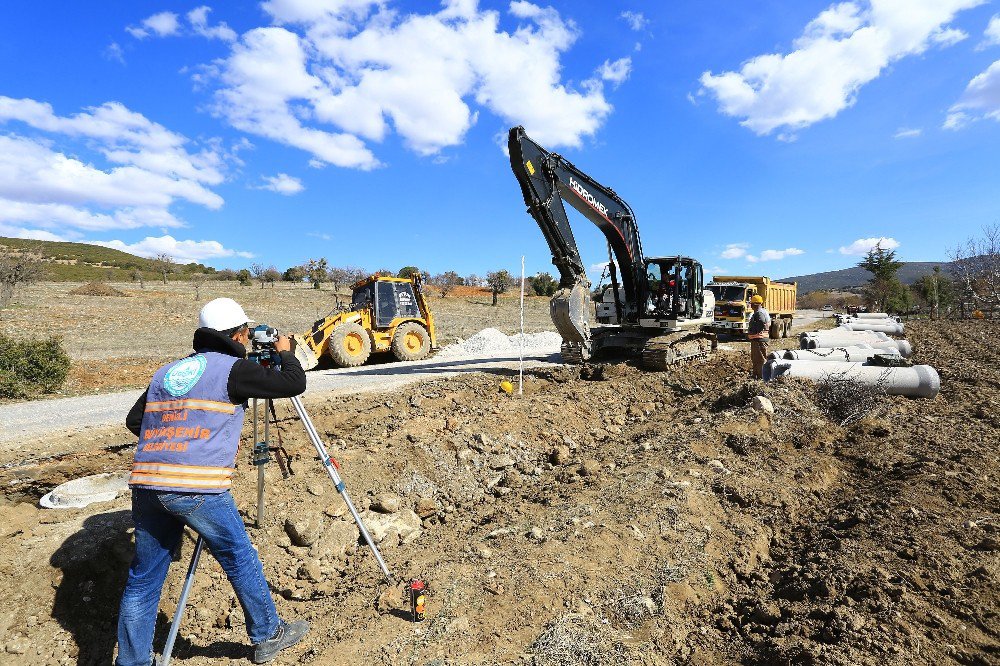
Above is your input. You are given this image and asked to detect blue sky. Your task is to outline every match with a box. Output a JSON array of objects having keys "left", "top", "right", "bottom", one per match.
[{"left": 0, "top": 0, "right": 998, "bottom": 282}]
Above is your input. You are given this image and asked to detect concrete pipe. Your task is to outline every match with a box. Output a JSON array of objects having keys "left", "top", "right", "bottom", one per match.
[
  {"left": 783, "top": 345, "right": 901, "bottom": 362},
  {"left": 802, "top": 336, "right": 911, "bottom": 357},
  {"left": 763, "top": 359, "right": 939, "bottom": 398},
  {"left": 801, "top": 329, "right": 889, "bottom": 349},
  {"left": 852, "top": 312, "right": 890, "bottom": 319},
  {"left": 843, "top": 321, "right": 905, "bottom": 335}
]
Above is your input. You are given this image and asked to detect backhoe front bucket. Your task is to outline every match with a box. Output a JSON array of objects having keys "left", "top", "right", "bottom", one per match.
[{"left": 291, "top": 334, "right": 320, "bottom": 371}]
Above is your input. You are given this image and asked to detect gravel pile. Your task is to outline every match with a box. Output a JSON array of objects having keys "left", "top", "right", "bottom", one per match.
[{"left": 437, "top": 328, "right": 562, "bottom": 358}]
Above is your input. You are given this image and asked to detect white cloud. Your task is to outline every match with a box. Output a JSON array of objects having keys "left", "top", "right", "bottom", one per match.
[
  {"left": 258, "top": 173, "right": 305, "bottom": 195},
  {"left": 104, "top": 42, "right": 125, "bottom": 64},
  {"left": 720, "top": 242, "right": 749, "bottom": 259},
  {"left": 188, "top": 6, "right": 238, "bottom": 42},
  {"left": 700, "top": 1, "right": 984, "bottom": 136},
  {"left": 127, "top": 12, "right": 181, "bottom": 39},
  {"left": 893, "top": 127, "right": 921, "bottom": 138},
  {"left": 620, "top": 11, "right": 648, "bottom": 32},
  {"left": 598, "top": 57, "right": 632, "bottom": 87},
  {"left": 839, "top": 236, "right": 900, "bottom": 255},
  {"left": 205, "top": 1, "right": 617, "bottom": 168},
  {"left": 979, "top": 14, "right": 1000, "bottom": 49},
  {"left": 747, "top": 247, "right": 805, "bottom": 262},
  {"left": 0, "top": 97, "right": 228, "bottom": 237},
  {"left": 89, "top": 235, "right": 253, "bottom": 262},
  {"left": 944, "top": 59, "right": 1000, "bottom": 128}
]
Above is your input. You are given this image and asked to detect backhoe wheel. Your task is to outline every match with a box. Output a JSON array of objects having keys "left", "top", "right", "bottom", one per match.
[
  {"left": 329, "top": 322, "right": 372, "bottom": 367},
  {"left": 391, "top": 322, "right": 431, "bottom": 361},
  {"left": 769, "top": 320, "right": 781, "bottom": 339}
]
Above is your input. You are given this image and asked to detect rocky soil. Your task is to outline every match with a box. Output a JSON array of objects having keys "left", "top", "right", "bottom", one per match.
[{"left": 0, "top": 320, "right": 996, "bottom": 665}]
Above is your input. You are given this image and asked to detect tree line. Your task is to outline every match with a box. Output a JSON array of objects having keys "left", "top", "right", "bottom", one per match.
[{"left": 852, "top": 224, "right": 1000, "bottom": 318}]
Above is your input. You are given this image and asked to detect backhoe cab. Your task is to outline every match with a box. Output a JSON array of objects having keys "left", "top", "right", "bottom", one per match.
[{"left": 292, "top": 274, "right": 436, "bottom": 370}]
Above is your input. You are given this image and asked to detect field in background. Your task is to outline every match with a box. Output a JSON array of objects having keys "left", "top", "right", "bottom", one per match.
[{"left": 0, "top": 282, "right": 552, "bottom": 396}]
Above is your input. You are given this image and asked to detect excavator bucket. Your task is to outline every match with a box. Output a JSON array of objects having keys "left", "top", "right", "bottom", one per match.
[
  {"left": 291, "top": 334, "right": 320, "bottom": 371},
  {"left": 550, "top": 279, "right": 592, "bottom": 364}
]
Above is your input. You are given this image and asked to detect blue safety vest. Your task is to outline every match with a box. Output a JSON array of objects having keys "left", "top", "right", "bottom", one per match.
[{"left": 130, "top": 352, "right": 244, "bottom": 493}]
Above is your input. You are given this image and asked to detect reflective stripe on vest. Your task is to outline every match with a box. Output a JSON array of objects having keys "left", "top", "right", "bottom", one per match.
[
  {"left": 133, "top": 352, "right": 244, "bottom": 493},
  {"left": 145, "top": 399, "right": 236, "bottom": 414},
  {"left": 129, "top": 462, "right": 234, "bottom": 490}
]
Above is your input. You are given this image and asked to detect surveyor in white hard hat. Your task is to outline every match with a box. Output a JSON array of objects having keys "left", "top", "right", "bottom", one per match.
[{"left": 115, "top": 298, "right": 309, "bottom": 665}]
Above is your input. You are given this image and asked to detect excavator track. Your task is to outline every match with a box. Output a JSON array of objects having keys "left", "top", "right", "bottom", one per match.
[
  {"left": 641, "top": 331, "right": 717, "bottom": 371},
  {"left": 560, "top": 343, "right": 590, "bottom": 365}
]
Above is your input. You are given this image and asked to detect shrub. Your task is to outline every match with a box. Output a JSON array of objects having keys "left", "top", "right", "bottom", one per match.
[{"left": 0, "top": 334, "right": 72, "bottom": 399}]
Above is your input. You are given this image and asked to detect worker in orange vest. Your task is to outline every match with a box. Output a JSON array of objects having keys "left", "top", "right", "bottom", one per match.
[{"left": 747, "top": 294, "right": 770, "bottom": 379}]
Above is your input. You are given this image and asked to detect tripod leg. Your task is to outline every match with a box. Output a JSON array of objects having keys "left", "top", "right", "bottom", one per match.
[
  {"left": 288, "top": 396, "right": 394, "bottom": 584},
  {"left": 255, "top": 399, "right": 270, "bottom": 528},
  {"left": 160, "top": 535, "right": 205, "bottom": 666}
]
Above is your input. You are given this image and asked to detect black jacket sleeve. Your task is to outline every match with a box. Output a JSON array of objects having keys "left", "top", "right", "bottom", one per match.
[
  {"left": 126, "top": 388, "right": 148, "bottom": 436},
  {"left": 227, "top": 352, "right": 307, "bottom": 404}
]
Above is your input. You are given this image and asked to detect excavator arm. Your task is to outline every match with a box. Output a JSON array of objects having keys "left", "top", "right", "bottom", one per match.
[{"left": 508, "top": 126, "right": 645, "bottom": 357}]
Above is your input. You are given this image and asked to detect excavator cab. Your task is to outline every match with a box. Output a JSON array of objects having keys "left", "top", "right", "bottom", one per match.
[{"left": 643, "top": 257, "right": 705, "bottom": 321}]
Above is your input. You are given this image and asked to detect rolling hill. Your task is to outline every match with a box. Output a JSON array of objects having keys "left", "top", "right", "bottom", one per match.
[
  {"left": 0, "top": 237, "right": 217, "bottom": 282},
  {"left": 780, "top": 261, "right": 951, "bottom": 293}
]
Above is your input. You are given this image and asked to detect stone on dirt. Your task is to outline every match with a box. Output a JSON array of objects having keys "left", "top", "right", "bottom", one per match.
[
  {"left": 372, "top": 493, "right": 402, "bottom": 513},
  {"left": 364, "top": 509, "right": 422, "bottom": 546},
  {"left": 752, "top": 396, "right": 775, "bottom": 414},
  {"left": 285, "top": 513, "right": 323, "bottom": 547}
]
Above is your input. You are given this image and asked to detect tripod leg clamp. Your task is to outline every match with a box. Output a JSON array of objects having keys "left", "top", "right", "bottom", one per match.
[{"left": 253, "top": 441, "right": 271, "bottom": 466}]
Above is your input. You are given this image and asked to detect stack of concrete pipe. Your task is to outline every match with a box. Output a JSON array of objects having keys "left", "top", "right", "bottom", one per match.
[
  {"left": 800, "top": 327, "right": 912, "bottom": 358},
  {"left": 762, "top": 358, "right": 940, "bottom": 398},
  {"left": 834, "top": 312, "right": 904, "bottom": 334},
  {"left": 768, "top": 322, "right": 937, "bottom": 398},
  {"left": 770, "top": 344, "right": 902, "bottom": 363}
]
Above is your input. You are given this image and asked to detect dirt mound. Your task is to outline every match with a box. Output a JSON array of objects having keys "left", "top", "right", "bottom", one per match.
[
  {"left": 0, "top": 320, "right": 995, "bottom": 665},
  {"left": 68, "top": 282, "right": 128, "bottom": 297}
]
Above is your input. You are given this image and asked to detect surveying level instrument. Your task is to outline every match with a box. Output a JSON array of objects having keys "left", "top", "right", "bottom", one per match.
[{"left": 160, "top": 389, "right": 394, "bottom": 665}]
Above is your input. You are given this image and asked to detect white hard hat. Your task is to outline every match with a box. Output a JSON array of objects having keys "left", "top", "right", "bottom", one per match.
[{"left": 199, "top": 298, "right": 254, "bottom": 331}]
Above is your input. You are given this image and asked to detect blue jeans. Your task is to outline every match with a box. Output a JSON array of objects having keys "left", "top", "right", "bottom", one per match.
[{"left": 115, "top": 489, "right": 280, "bottom": 666}]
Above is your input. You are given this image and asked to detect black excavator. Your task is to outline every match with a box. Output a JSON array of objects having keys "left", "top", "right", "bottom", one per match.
[{"left": 508, "top": 126, "right": 717, "bottom": 369}]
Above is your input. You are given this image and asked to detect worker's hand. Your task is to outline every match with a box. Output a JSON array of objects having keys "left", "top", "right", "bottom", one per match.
[{"left": 274, "top": 334, "right": 292, "bottom": 353}]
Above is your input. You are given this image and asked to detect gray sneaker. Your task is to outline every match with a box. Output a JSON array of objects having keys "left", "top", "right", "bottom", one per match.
[{"left": 252, "top": 620, "right": 309, "bottom": 664}]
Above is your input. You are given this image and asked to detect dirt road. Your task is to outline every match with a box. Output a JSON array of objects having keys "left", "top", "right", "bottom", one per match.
[{"left": 0, "top": 349, "right": 560, "bottom": 453}]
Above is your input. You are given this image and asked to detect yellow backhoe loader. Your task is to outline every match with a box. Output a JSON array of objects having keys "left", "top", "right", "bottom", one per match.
[{"left": 292, "top": 274, "right": 437, "bottom": 369}]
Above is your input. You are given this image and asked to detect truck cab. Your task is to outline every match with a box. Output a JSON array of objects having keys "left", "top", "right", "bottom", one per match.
[{"left": 706, "top": 281, "right": 755, "bottom": 334}]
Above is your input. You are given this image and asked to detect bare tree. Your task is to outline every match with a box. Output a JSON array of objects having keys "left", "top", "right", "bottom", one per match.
[
  {"left": 465, "top": 273, "right": 481, "bottom": 288},
  {"left": 151, "top": 253, "right": 175, "bottom": 285},
  {"left": 433, "top": 271, "right": 462, "bottom": 297},
  {"left": 263, "top": 267, "right": 281, "bottom": 287},
  {"left": 191, "top": 273, "right": 207, "bottom": 300},
  {"left": 950, "top": 224, "right": 1000, "bottom": 315},
  {"left": 486, "top": 269, "right": 511, "bottom": 306},
  {"left": 250, "top": 262, "right": 268, "bottom": 289},
  {"left": 0, "top": 249, "right": 44, "bottom": 309},
  {"left": 132, "top": 268, "right": 145, "bottom": 289},
  {"left": 327, "top": 266, "right": 350, "bottom": 292}
]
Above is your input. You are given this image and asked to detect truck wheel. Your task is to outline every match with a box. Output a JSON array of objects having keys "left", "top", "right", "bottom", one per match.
[
  {"left": 328, "top": 322, "right": 372, "bottom": 367},
  {"left": 769, "top": 320, "right": 781, "bottom": 339},
  {"left": 391, "top": 322, "right": 431, "bottom": 361},
  {"left": 781, "top": 319, "right": 790, "bottom": 338}
]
